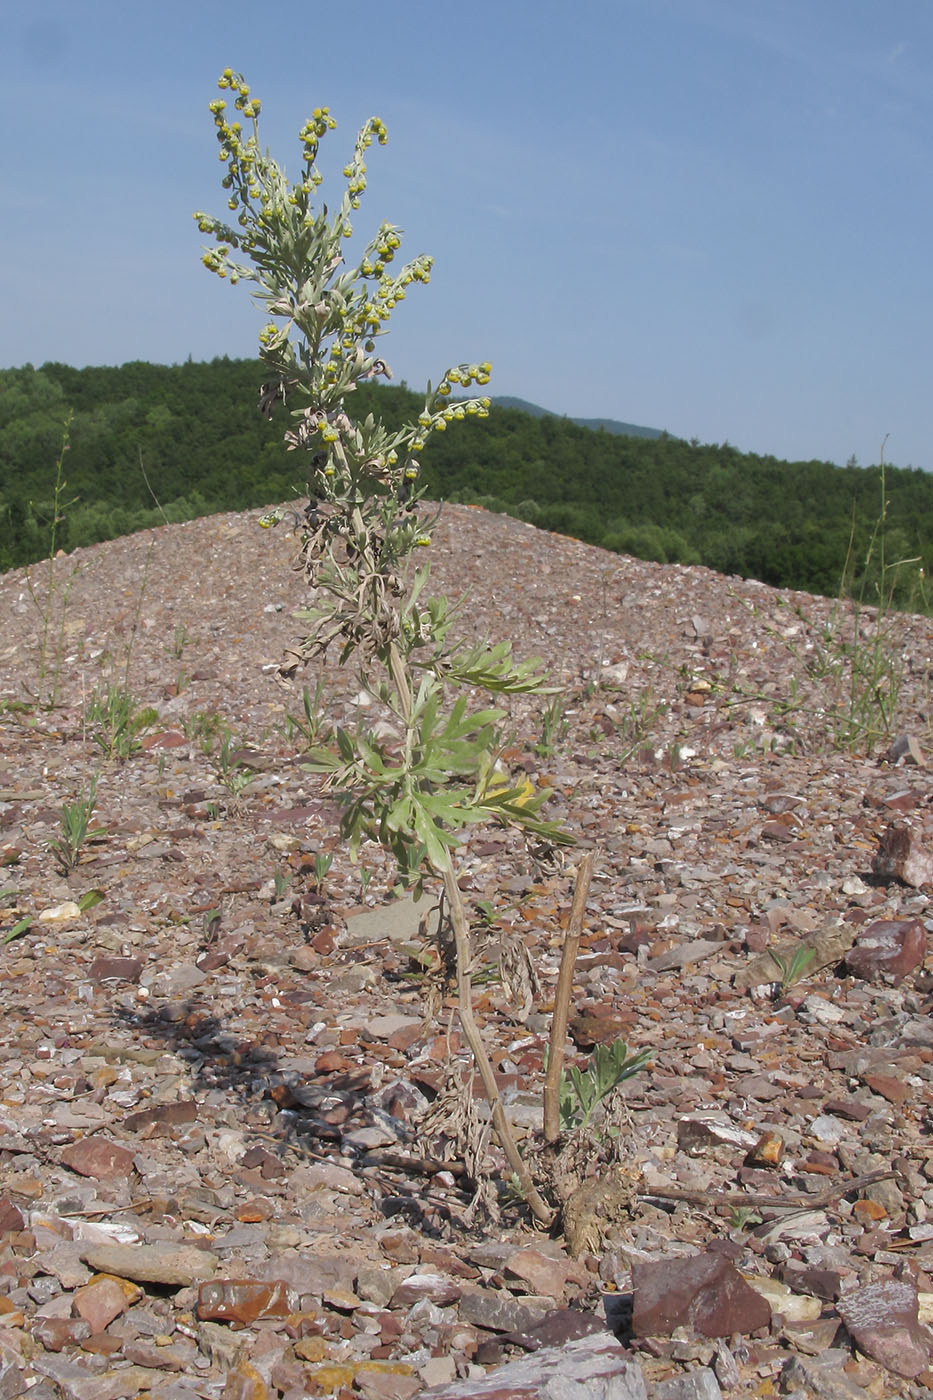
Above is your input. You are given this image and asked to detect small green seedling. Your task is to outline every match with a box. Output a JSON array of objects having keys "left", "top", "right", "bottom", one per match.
[
  {"left": 285, "top": 679, "right": 332, "bottom": 750},
  {"left": 202, "top": 907, "right": 222, "bottom": 944},
  {"left": 49, "top": 773, "right": 104, "bottom": 876},
  {"left": 534, "top": 694, "right": 569, "bottom": 758},
  {"left": 311, "top": 851, "right": 333, "bottom": 892},
  {"left": 0, "top": 888, "right": 30, "bottom": 945},
  {"left": 728, "top": 1205, "right": 763, "bottom": 1231},
  {"left": 768, "top": 945, "right": 817, "bottom": 990},
  {"left": 559, "top": 1038, "right": 652, "bottom": 1133}
]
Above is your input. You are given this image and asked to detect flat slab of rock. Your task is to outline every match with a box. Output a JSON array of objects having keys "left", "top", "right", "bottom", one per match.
[
  {"left": 837, "top": 1278, "right": 933, "bottom": 1379},
  {"left": 345, "top": 895, "right": 431, "bottom": 945},
  {"left": 420, "top": 1333, "right": 647, "bottom": 1398},
  {"left": 632, "top": 1251, "right": 771, "bottom": 1339},
  {"left": 60, "top": 1137, "right": 137, "bottom": 1181},
  {"left": 77, "top": 1242, "right": 217, "bottom": 1286},
  {"left": 845, "top": 918, "right": 926, "bottom": 983}
]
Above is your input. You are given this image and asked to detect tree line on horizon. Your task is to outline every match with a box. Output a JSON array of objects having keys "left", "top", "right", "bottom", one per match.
[{"left": 0, "top": 357, "right": 930, "bottom": 611}]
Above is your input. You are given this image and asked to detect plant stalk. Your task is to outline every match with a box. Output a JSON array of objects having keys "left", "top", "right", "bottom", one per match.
[
  {"left": 543, "top": 850, "right": 594, "bottom": 1143},
  {"left": 441, "top": 864, "right": 555, "bottom": 1227}
]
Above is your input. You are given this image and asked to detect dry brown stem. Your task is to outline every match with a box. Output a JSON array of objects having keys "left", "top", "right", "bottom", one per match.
[
  {"left": 441, "top": 865, "right": 555, "bottom": 1227},
  {"left": 543, "top": 850, "right": 594, "bottom": 1143}
]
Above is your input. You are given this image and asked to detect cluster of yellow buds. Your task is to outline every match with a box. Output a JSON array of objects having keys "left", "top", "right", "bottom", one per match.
[
  {"left": 216, "top": 71, "right": 262, "bottom": 120},
  {"left": 197, "top": 71, "right": 492, "bottom": 526},
  {"left": 447, "top": 362, "right": 493, "bottom": 388}
]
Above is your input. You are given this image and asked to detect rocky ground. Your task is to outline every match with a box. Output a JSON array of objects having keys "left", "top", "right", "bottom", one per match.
[{"left": 0, "top": 502, "right": 931, "bottom": 1400}]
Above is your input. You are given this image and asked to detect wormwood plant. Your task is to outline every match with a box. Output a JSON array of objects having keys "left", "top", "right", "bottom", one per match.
[{"left": 196, "top": 70, "right": 573, "bottom": 1222}]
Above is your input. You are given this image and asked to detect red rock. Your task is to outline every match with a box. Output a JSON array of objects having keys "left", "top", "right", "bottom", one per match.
[
  {"left": 760, "top": 819, "right": 797, "bottom": 842},
  {"left": 88, "top": 956, "right": 144, "bottom": 983},
  {"left": 60, "top": 1137, "right": 137, "bottom": 1180},
  {"left": 197, "top": 1278, "right": 297, "bottom": 1328},
  {"left": 122, "top": 1337, "right": 191, "bottom": 1368},
  {"left": 239, "top": 1146, "right": 286, "bottom": 1179},
  {"left": 73, "top": 1275, "right": 131, "bottom": 1332},
  {"left": 0, "top": 1199, "right": 24, "bottom": 1234},
  {"left": 863, "top": 1072, "right": 909, "bottom": 1107},
  {"left": 503, "top": 1248, "right": 572, "bottom": 1299},
  {"left": 417, "top": 1248, "right": 481, "bottom": 1281},
  {"left": 142, "top": 730, "right": 188, "bottom": 749},
  {"left": 779, "top": 1263, "right": 843, "bottom": 1301},
  {"left": 355, "top": 1371, "right": 421, "bottom": 1400},
  {"left": 311, "top": 926, "right": 337, "bottom": 955},
  {"left": 316, "top": 1050, "right": 354, "bottom": 1074},
  {"left": 502, "top": 1308, "right": 607, "bottom": 1352},
  {"left": 837, "top": 1278, "right": 933, "bottom": 1379},
  {"left": 31, "top": 1315, "right": 93, "bottom": 1350},
  {"left": 822, "top": 1097, "right": 870, "bottom": 1121},
  {"left": 846, "top": 919, "right": 927, "bottom": 984},
  {"left": 458, "top": 1288, "right": 551, "bottom": 1335},
  {"left": 197, "top": 950, "right": 230, "bottom": 971},
  {"left": 872, "top": 820, "right": 933, "bottom": 888},
  {"left": 123, "top": 1100, "right": 198, "bottom": 1135},
  {"left": 631, "top": 1251, "right": 771, "bottom": 1339},
  {"left": 389, "top": 1272, "right": 463, "bottom": 1308},
  {"left": 236, "top": 1196, "right": 276, "bottom": 1222}
]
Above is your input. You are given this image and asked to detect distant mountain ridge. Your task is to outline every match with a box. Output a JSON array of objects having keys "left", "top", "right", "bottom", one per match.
[{"left": 491, "top": 396, "right": 664, "bottom": 440}]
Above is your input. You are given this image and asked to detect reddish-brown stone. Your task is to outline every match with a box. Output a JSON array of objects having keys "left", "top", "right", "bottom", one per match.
[
  {"left": 0, "top": 1199, "right": 24, "bottom": 1234},
  {"left": 846, "top": 919, "right": 927, "bottom": 984},
  {"left": 872, "top": 821, "right": 933, "bottom": 888},
  {"left": 631, "top": 1251, "right": 771, "bottom": 1339},
  {"left": 389, "top": 1272, "right": 463, "bottom": 1308},
  {"left": 503, "top": 1248, "right": 572, "bottom": 1299},
  {"left": 123, "top": 1100, "right": 198, "bottom": 1134},
  {"left": 837, "top": 1279, "right": 933, "bottom": 1379},
  {"left": 88, "top": 956, "right": 144, "bottom": 983},
  {"left": 31, "top": 1315, "right": 93, "bottom": 1350},
  {"left": 502, "top": 1308, "right": 608, "bottom": 1352},
  {"left": 60, "top": 1136, "right": 137, "bottom": 1180},
  {"left": 239, "top": 1145, "right": 286, "bottom": 1179},
  {"left": 197, "top": 1279, "right": 297, "bottom": 1328},
  {"left": 863, "top": 1072, "right": 909, "bottom": 1107},
  {"left": 73, "top": 1275, "right": 132, "bottom": 1332}
]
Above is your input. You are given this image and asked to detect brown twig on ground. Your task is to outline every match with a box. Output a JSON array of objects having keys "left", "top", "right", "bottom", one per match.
[{"left": 639, "top": 1167, "right": 899, "bottom": 1213}]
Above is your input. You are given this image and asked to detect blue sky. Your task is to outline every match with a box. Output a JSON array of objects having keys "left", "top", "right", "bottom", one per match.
[{"left": 3, "top": 0, "right": 932, "bottom": 469}]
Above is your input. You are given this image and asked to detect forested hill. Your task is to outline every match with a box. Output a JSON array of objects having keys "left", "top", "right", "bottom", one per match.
[
  {"left": 490, "top": 397, "right": 663, "bottom": 440},
  {"left": 1, "top": 357, "right": 930, "bottom": 608}
]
